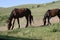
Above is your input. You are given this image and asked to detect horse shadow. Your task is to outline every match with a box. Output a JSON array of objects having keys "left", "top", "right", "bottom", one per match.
[{"left": 31, "top": 24, "right": 49, "bottom": 28}]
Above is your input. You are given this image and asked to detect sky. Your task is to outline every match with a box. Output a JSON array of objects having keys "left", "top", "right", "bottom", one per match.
[{"left": 0, "top": 0, "right": 56, "bottom": 7}]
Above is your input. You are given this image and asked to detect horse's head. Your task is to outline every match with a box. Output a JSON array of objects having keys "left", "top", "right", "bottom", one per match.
[
  {"left": 43, "top": 17, "right": 46, "bottom": 25},
  {"left": 6, "top": 18, "right": 10, "bottom": 30},
  {"left": 43, "top": 11, "right": 48, "bottom": 25},
  {"left": 6, "top": 16, "right": 13, "bottom": 30}
]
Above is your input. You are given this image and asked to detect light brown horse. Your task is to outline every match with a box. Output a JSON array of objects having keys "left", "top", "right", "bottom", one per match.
[
  {"left": 43, "top": 8, "right": 60, "bottom": 25},
  {"left": 7, "top": 8, "right": 33, "bottom": 30}
]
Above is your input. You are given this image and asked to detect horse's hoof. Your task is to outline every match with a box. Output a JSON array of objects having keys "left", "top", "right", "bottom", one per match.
[{"left": 25, "top": 27, "right": 28, "bottom": 28}]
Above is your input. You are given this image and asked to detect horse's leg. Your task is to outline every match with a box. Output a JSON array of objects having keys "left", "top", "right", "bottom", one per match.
[
  {"left": 59, "top": 18, "right": 60, "bottom": 22},
  {"left": 29, "top": 15, "right": 32, "bottom": 26},
  {"left": 43, "top": 17, "right": 46, "bottom": 25},
  {"left": 8, "top": 22, "right": 11, "bottom": 30},
  {"left": 17, "top": 18, "right": 20, "bottom": 29},
  {"left": 57, "top": 16, "right": 60, "bottom": 22},
  {"left": 25, "top": 17, "right": 29, "bottom": 28},
  {"left": 47, "top": 17, "right": 51, "bottom": 25},
  {"left": 11, "top": 18, "right": 15, "bottom": 30}
]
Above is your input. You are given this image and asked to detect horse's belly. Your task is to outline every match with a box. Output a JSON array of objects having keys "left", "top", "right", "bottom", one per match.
[
  {"left": 51, "top": 13, "right": 57, "bottom": 17},
  {"left": 19, "top": 14, "right": 25, "bottom": 18}
]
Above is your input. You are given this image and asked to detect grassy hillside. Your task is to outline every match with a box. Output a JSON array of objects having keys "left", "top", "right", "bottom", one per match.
[{"left": 0, "top": 1, "right": 60, "bottom": 40}]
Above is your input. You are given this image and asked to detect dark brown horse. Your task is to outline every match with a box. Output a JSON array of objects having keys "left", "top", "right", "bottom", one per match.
[
  {"left": 7, "top": 8, "right": 33, "bottom": 30},
  {"left": 43, "top": 8, "right": 60, "bottom": 25}
]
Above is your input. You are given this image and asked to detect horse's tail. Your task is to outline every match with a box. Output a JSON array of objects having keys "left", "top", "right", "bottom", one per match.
[
  {"left": 30, "top": 15, "right": 34, "bottom": 24},
  {"left": 31, "top": 15, "right": 33, "bottom": 22},
  {"left": 27, "top": 8, "right": 34, "bottom": 24}
]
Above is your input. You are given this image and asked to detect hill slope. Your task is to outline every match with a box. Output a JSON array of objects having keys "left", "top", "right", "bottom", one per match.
[{"left": 0, "top": 1, "right": 60, "bottom": 27}]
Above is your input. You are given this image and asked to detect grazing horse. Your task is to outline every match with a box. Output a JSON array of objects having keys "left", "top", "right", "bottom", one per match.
[
  {"left": 43, "top": 8, "right": 60, "bottom": 25},
  {"left": 7, "top": 8, "right": 33, "bottom": 30}
]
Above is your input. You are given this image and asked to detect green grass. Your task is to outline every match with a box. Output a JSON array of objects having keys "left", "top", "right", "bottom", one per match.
[
  {"left": 0, "top": 15, "right": 9, "bottom": 26},
  {"left": 0, "top": 23, "right": 60, "bottom": 40}
]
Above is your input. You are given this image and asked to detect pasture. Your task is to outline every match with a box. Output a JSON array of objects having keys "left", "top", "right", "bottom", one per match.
[{"left": 0, "top": 1, "right": 60, "bottom": 40}]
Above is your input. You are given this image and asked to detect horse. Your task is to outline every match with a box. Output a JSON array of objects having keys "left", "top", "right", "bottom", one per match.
[
  {"left": 43, "top": 8, "right": 60, "bottom": 25},
  {"left": 7, "top": 8, "right": 33, "bottom": 30}
]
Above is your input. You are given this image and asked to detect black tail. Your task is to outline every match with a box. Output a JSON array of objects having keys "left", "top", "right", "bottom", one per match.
[
  {"left": 29, "top": 15, "right": 34, "bottom": 25},
  {"left": 30, "top": 15, "right": 34, "bottom": 24},
  {"left": 31, "top": 15, "right": 33, "bottom": 22}
]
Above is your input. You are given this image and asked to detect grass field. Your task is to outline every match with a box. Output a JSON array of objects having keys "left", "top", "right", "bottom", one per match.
[
  {"left": 0, "top": 23, "right": 60, "bottom": 40},
  {"left": 0, "top": 1, "right": 60, "bottom": 40}
]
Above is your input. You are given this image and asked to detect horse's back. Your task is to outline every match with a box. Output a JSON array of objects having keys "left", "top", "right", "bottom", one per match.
[
  {"left": 46, "top": 9, "right": 60, "bottom": 17},
  {"left": 11, "top": 8, "right": 31, "bottom": 18}
]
